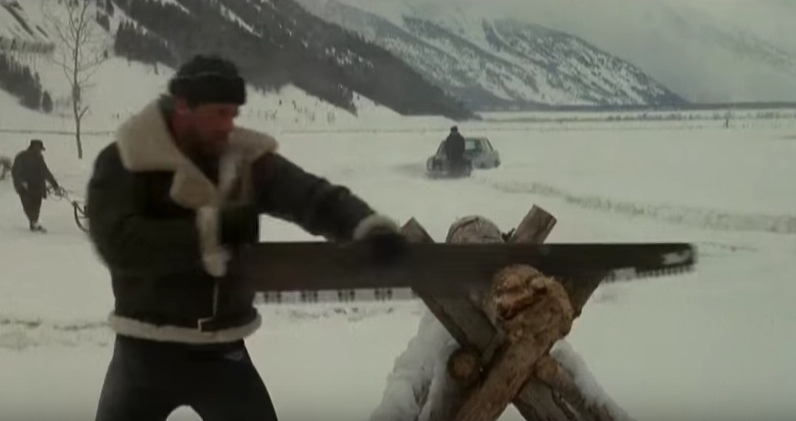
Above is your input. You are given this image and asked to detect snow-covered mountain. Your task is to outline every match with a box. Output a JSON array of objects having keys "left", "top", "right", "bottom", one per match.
[
  {"left": 0, "top": 0, "right": 474, "bottom": 121},
  {"left": 506, "top": 0, "right": 796, "bottom": 103},
  {"left": 0, "top": 0, "right": 466, "bottom": 136},
  {"left": 309, "top": 0, "right": 796, "bottom": 105},
  {"left": 298, "top": 0, "right": 685, "bottom": 111},
  {"left": 0, "top": 0, "right": 54, "bottom": 53}
]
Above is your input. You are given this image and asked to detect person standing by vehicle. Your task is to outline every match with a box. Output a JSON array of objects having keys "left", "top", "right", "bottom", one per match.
[
  {"left": 86, "top": 54, "right": 407, "bottom": 421},
  {"left": 11, "top": 139, "right": 60, "bottom": 232},
  {"left": 444, "top": 125, "right": 466, "bottom": 170}
]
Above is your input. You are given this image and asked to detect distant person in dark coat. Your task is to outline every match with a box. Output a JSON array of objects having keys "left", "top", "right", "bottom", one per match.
[
  {"left": 444, "top": 125, "right": 466, "bottom": 166},
  {"left": 11, "top": 139, "right": 60, "bottom": 232}
]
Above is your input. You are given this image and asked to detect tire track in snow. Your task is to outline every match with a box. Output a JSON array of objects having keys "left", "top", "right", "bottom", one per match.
[
  {"left": 386, "top": 162, "right": 765, "bottom": 254},
  {"left": 476, "top": 177, "right": 796, "bottom": 235}
]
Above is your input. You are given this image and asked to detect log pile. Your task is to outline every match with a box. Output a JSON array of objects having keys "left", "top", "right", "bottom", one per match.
[{"left": 370, "top": 205, "right": 630, "bottom": 421}]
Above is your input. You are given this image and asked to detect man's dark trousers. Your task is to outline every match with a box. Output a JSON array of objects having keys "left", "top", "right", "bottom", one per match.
[
  {"left": 17, "top": 191, "right": 42, "bottom": 225},
  {"left": 94, "top": 335, "right": 280, "bottom": 421}
]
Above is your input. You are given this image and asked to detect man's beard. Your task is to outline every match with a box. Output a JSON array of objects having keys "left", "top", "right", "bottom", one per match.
[{"left": 183, "top": 129, "right": 228, "bottom": 157}]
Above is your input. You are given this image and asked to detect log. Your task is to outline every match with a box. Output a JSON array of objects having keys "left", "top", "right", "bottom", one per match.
[
  {"left": 397, "top": 218, "right": 494, "bottom": 421},
  {"left": 533, "top": 356, "right": 617, "bottom": 421},
  {"left": 400, "top": 218, "right": 497, "bottom": 354},
  {"left": 372, "top": 207, "right": 622, "bottom": 421},
  {"left": 447, "top": 346, "right": 481, "bottom": 388},
  {"left": 428, "top": 211, "right": 564, "bottom": 421},
  {"left": 509, "top": 205, "right": 558, "bottom": 244},
  {"left": 437, "top": 208, "right": 622, "bottom": 421},
  {"left": 454, "top": 265, "right": 574, "bottom": 421}
]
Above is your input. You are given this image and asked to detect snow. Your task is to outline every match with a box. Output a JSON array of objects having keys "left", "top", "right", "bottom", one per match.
[
  {"left": 3, "top": 82, "right": 796, "bottom": 420},
  {"left": 219, "top": 3, "right": 259, "bottom": 36},
  {"left": 0, "top": 0, "right": 50, "bottom": 44},
  {"left": 158, "top": 0, "right": 191, "bottom": 15},
  {"left": 367, "top": 310, "right": 460, "bottom": 421}
]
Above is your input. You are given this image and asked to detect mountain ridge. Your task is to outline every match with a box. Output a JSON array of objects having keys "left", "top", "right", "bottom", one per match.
[
  {"left": 302, "top": 0, "right": 796, "bottom": 104},
  {"left": 298, "top": 0, "right": 686, "bottom": 111},
  {"left": 0, "top": 0, "right": 475, "bottom": 120}
]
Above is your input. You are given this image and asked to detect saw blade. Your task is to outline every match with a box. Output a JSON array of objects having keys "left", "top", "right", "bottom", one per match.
[
  {"left": 253, "top": 264, "right": 696, "bottom": 306},
  {"left": 237, "top": 241, "right": 698, "bottom": 305}
]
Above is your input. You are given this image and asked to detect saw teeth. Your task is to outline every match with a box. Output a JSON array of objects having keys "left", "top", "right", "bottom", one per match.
[
  {"left": 256, "top": 287, "right": 420, "bottom": 305},
  {"left": 602, "top": 264, "right": 694, "bottom": 284},
  {"left": 626, "top": 265, "right": 694, "bottom": 281}
]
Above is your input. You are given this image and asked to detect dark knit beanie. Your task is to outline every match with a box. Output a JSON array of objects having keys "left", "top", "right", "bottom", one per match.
[{"left": 168, "top": 54, "right": 246, "bottom": 106}]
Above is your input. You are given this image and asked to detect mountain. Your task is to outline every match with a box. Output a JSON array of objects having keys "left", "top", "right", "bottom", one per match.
[
  {"left": 298, "top": 0, "right": 685, "bottom": 111},
  {"left": 0, "top": 0, "right": 474, "bottom": 121},
  {"left": 0, "top": 0, "right": 52, "bottom": 49},
  {"left": 301, "top": 0, "right": 796, "bottom": 105},
  {"left": 503, "top": 0, "right": 796, "bottom": 103},
  {"left": 359, "top": 0, "right": 796, "bottom": 105}
]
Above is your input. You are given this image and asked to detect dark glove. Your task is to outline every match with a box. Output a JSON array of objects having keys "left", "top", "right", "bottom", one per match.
[
  {"left": 50, "top": 185, "right": 65, "bottom": 198},
  {"left": 360, "top": 225, "right": 408, "bottom": 265},
  {"left": 218, "top": 203, "right": 260, "bottom": 247}
]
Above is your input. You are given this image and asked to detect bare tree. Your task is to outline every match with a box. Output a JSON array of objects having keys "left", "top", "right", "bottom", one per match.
[{"left": 42, "top": 0, "right": 108, "bottom": 160}]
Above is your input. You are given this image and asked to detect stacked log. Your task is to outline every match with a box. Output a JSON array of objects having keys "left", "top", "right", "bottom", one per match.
[{"left": 369, "top": 205, "right": 629, "bottom": 421}]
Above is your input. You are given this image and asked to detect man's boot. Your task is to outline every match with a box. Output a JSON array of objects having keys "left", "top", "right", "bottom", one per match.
[{"left": 29, "top": 221, "right": 46, "bottom": 233}]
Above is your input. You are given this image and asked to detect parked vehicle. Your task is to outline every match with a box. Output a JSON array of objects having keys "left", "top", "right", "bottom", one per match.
[
  {"left": 461, "top": 137, "right": 500, "bottom": 169},
  {"left": 425, "top": 136, "right": 500, "bottom": 178}
]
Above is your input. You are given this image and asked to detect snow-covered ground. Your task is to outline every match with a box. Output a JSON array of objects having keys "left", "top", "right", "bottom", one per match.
[{"left": 1, "top": 110, "right": 796, "bottom": 421}]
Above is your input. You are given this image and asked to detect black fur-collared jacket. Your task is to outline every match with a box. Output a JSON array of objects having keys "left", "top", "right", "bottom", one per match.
[{"left": 86, "top": 97, "right": 397, "bottom": 344}]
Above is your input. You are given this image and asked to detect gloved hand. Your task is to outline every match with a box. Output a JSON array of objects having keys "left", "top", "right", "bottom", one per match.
[
  {"left": 218, "top": 203, "right": 260, "bottom": 247},
  {"left": 364, "top": 229, "right": 408, "bottom": 264},
  {"left": 357, "top": 219, "right": 408, "bottom": 264}
]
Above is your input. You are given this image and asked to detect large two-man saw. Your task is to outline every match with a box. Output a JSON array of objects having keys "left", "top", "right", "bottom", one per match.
[{"left": 231, "top": 241, "right": 697, "bottom": 305}]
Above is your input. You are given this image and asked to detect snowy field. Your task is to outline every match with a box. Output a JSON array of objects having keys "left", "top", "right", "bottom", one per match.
[{"left": 2, "top": 114, "right": 796, "bottom": 421}]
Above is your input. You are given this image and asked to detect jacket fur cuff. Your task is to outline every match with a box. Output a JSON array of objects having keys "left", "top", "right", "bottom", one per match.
[
  {"left": 196, "top": 206, "right": 230, "bottom": 277},
  {"left": 353, "top": 213, "right": 400, "bottom": 241}
]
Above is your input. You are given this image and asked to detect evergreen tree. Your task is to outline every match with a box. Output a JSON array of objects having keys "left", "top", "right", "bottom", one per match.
[
  {"left": 0, "top": 52, "right": 52, "bottom": 112},
  {"left": 42, "top": 91, "right": 53, "bottom": 113}
]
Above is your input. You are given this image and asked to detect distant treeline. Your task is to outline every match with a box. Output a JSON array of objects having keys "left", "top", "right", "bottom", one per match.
[
  {"left": 483, "top": 101, "right": 796, "bottom": 113},
  {"left": 0, "top": 51, "right": 53, "bottom": 113}
]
